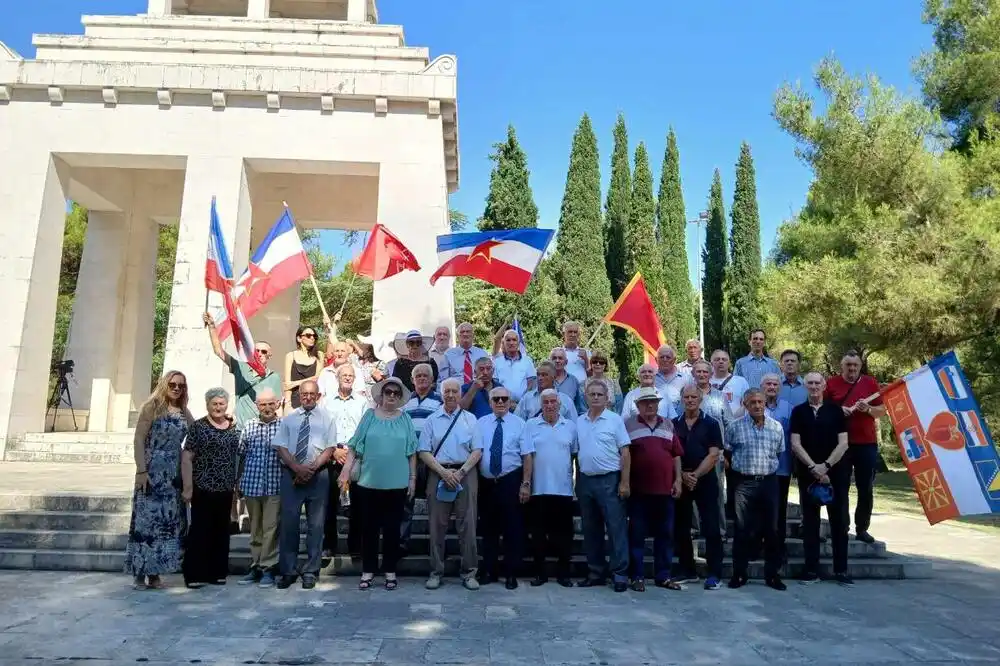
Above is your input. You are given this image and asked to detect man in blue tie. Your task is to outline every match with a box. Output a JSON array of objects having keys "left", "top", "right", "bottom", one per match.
[
  {"left": 272, "top": 380, "right": 337, "bottom": 590},
  {"left": 476, "top": 386, "right": 534, "bottom": 589}
]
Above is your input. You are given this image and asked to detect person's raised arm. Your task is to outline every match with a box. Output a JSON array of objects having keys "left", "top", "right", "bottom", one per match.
[{"left": 202, "top": 312, "right": 227, "bottom": 362}]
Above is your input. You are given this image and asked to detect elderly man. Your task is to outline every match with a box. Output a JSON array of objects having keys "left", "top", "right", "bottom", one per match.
[
  {"left": 824, "top": 351, "right": 885, "bottom": 544},
  {"left": 515, "top": 360, "right": 577, "bottom": 421},
  {"left": 272, "top": 380, "right": 336, "bottom": 590},
  {"left": 778, "top": 349, "right": 808, "bottom": 407},
  {"left": 725, "top": 388, "right": 786, "bottom": 591},
  {"left": 477, "top": 386, "right": 534, "bottom": 589},
  {"left": 762, "top": 373, "right": 793, "bottom": 562},
  {"left": 236, "top": 388, "right": 284, "bottom": 588},
  {"left": 526, "top": 389, "right": 578, "bottom": 587},
  {"left": 442, "top": 322, "right": 489, "bottom": 385},
  {"left": 709, "top": 349, "right": 749, "bottom": 417},
  {"left": 550, "top": 347, "right": 581, "bottom": 403},
  {"left": 678, "top": 339, "right": 704, "bottom": 373},
  {"left": 622, "top": 364, "right": 675, "bottom": 420},
  {"left": 461, "top": 357, "right": 503, "bottom": 419},
  {"left": 203, "top": 311, "right": 283, "bottom": 425},
  {"left": 399, "top": 363, "right": 444, "bottom": 553},
  {"left": 576, "top": 378, "right": 632, "bottom": 592},
  {"left": 791, "top": 372, "right": 853, "bottom": 585},
  {"left": 672, "top": 384, "right": 724, "bottom": 590},
  {"left": 320, "top": 364, "right": 369, "bottom": 560},
  {"left": 493, "top": 329, "right": 537, "bottom": 402},
  {"left": 429, "top": 325, "right": 451, "bottom": 374},
  {"left": 653, "top": 345, "right": 689, "bottom": 416},
  {"left": 624, "top": 387, "right": 684, "bottom": 591},
  {"left": 734, "top": 329, "right": 781, "bottom": 389},
  {"left": 560, "top": 321, "right": 590, "bottom": 385},
  {"left": 419, "top": 378, "right": 484, "bottom": 590},
  {"left": 322, "top": 340, "right": 368, "bottom": 398}
]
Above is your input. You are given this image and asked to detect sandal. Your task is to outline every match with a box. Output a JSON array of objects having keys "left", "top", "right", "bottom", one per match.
[
  {"left": 384, "top": 576, "right": 398, "bottom": 591},
  {"left": 132, "top": 576, "right": 148, "bottom": 591},
  {"left": 630, "top": 579, "right": 646, "bottom": 592},
  {"left": 358, "top": 575, "right": 375, "bottom": 590},
  {"left": 147, "top": 576, "right": 165, "bottom": 590},
  {"left": 655, "top": 579, "right": 683, "bottom": 591}
]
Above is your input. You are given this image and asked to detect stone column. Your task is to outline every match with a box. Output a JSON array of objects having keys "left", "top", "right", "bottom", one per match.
[
  {"left": 247, "top": 0, "right": 271, "bottom": 19},
  {"left": 128, "top": 225, "right": 160, "bottom": 423},
  {"left": 163, "top": 157, "right": 253, "bottom": 418},
  {"left": 346, "top": 0, "right": 366, "bottom": 22},
  {"left": 0, "top": 154, "right": 70, "bottom": 450},
  {"left": 146, "top": 0, "right": 172, "bottom": 16},
  {"left": 371, "top": 160, "right": 454, "bottom": 344}
]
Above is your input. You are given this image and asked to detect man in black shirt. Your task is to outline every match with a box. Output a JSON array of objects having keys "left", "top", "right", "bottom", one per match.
[
  {"left": 671, "top": 385, "right": 724, "bottom": 590},
  {"left": 789, "top": 372, "right": 852, "bottom": 585}
]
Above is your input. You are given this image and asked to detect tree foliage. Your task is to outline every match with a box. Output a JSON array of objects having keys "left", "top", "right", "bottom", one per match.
[
  {"left": 725, "top": 142, "right": 762, "bottom": 358},
  {"left": 656, "top": 128, "right": 696, "bottom": 345},
  {"left": 479, "top": 125, "right": 538, "bottom": 231},
  {"left": 703, "top": 170, "right": 728, "bottom": 353},
  {"left": 604, "top": 113, "right": 634, "bottom": 383}
]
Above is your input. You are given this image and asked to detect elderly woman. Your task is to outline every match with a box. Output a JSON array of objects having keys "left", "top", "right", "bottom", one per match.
[
  {"left": 338, "top": 377, "right": 418, "bottom": 591},
  {"left": 125, "top": 371, "right": 194, "bottom": 590},
  {"left": 391, "top": 329, "right": 439, "bottom": 392},
  {"left": 180, "top": 387, "right": 241, "bottom": 588}
]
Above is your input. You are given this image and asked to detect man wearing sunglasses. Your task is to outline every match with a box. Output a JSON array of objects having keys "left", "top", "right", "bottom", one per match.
[{"left": 203, "top": 311, "right": 283, "bottom": 426}]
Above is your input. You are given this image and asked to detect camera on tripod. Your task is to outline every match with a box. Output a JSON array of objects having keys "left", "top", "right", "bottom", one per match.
[
  {"left": 47, "top": 358, "right": 78, "bottom": 432},
  {"left": 52, "top": 359, "right": 75, "bottom": 377}
]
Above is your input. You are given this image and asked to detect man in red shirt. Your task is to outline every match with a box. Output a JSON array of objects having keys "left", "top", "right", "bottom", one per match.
[{"left": 823, "top": 351, "right": 886, "bottom": 544}]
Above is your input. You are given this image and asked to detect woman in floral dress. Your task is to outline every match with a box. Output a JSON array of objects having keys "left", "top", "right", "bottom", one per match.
[{"left": 124, "top": 370, "right": 194, "bottom": 589}]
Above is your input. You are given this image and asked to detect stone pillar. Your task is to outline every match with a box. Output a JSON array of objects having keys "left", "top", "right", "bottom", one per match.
[
  {"left": 346, "top": 0, "right": 366, "bottom": 22},
  {"left": 0, "top": 154, "right": 70, "bottom": 450},
  {"left": 247, "top": 0, "right": 271, "bottom": 19},
  {"left": 129, "top": 225, "right": 160, "bottom": 422},
  {"left": 163, "top": 157, "right": 253, "bottom": 418},
  {"left": 371, "top": 160, "right": 454, "bottom": 344},
  {"left": 146, "top": 0, "right": 173, "bottom": 16}
]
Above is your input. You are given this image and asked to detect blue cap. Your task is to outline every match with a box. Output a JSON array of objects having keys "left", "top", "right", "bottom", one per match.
[{"left": 808, "top": 482, "right": 834, "bottom": 505}]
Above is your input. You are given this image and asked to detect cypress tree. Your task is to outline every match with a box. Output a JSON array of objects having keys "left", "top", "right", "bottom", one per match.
[
  {"left": 604, "top": 113, "right": 633, "bottom": 384},
  {"left": 656, "top": 129, "right": 696, "bottom": 345},
  {"left": 725, "top": 142, "right": 762, "bottom": 358},
  {"left": 479, "top": 124, "right": 538, "bottom": 231},
  {"left": 703, "top": 169, "right": 728, "bottom": 353},
  {"left": 629, "top": 142, "right": 673, "bottom": 344}
]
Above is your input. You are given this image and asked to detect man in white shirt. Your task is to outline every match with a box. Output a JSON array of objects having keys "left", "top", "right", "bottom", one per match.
[
  {"left": 561, "top": 321, "right": 590, "bottom": 385},
  {"left": 493, "top": 329, "right": 536, "bottom": 402},
  {"left": 653, "top": 345, "right": 689, "bottom": 416},
  {"left": 709, "top": 349, "right": 749, "bottom": 418},
  {"left": 477, "top": 386, "right": 534, "bottom": 589},
  {"left": 622, "top": 363, "right": 676, "bottom": 421},
  {"left": 677, "top": 339, "right": 704, "bottom": 373},
  {"left": 441, "top": 322, "right": 490, "bottom": 385},
  {"left": 428, "top": 326, "right": 451, "bottom": 375},
  {"left": 516, "top": 361, "right": 577, "bottom": 422}
]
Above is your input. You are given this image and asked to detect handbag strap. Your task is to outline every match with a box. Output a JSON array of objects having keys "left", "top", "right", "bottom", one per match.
[
  {"left": 432, "top": 409, "right": 464, "bottom": 459},
  {"left": 717, "top": 374, "right": 734, "bottom": 391},
  {"left": 835, "top": 378, "right": 862, "bottom": 407}
]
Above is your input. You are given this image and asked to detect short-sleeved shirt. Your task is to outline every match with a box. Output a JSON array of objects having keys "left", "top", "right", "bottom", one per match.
[
  {"left": 625, "top": 416, "right": 684, "bottom": 495},
  {"left": 621, "top": 387, "right": 676, "bottom": 421},
  {"left": 734, "top": 353, "right": 782, "bottom": 388},
  {"left": 576, "top": 408, "right": 631, "bottom": 476},
  {"left": 725, "top": 414, "right": 785, "bottom": 476},
  {"left": 493, "top": 352, "right": 536, "bottom": 402},
  {"left": 238, "top": 418, "right": 282, "bottom": 497},
  {"left": 673, "top": 411, "right": 723, "bottom": 472},
  {"left": 654, "top": 369, "right": 689, "bottom": 415},
  {"left": 554, "top": 373, "right": 580, "bottom": 404},
  {"left": 824, "top": 374, "right": 882, "bottom": 445},
  {"left": 516, "top": 388, "right": 577, "bottom": 422},
  {"left": 391, "top": 357, "right": 440, "bottom": 393},
  {"left": 321, "top": 391, "right": 369, "bottom": 445},
  {"left": 272, "top": 407, "right": 336, "bottom": 465},
  {"left": 477, "top": 412, "right": 534, "bottom": 478},
  {"left": 563, "top": 347, "right": 590, "bottom": 385},
  {"left": 441, "top": 345, "right": 490, "bottom": 383},
  {"left": 418, "top": 407, "right": 483, "bottom": 465},
  {"left": 766, "top": 399, "right": 794, "bottom": 476},
  {"left": 699, "top": 387, "right": 731, "bottom": 446},
  {"left": 461, "top": 380, "right": 503, "bottom": 419},
  {"left": 185, "top": 417, "right": 241, "bottom": 492},
  {"left": 527, "top": 416, "right": 578, "bottom": 496},
  {"left": 348, "top": 410, "right": 418, "bottom": 490},
  {"left": 779, "top": 375, "right": 808, "bottom": 408},
  {"left": 226, "top": 357, "right": 283, "bottom": 426},
  {"left": 402, "top": 391, "right": 443, "bottom": 435},
  {"left": 790, "top": 401, "right": 848, "bottom": 480},
  {"left": 710, "top": 374, "right": 750, "bottom": 416}
]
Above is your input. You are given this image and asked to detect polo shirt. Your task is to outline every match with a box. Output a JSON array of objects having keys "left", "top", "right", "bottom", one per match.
[
  {"left": 672, "top": 411, "right": 723, "bottom": 472},
  {"left": 514, "top": 388, "right": 577, "bottom": 422},
  {"left": 709, "top": 374, "right": 750, "bottom": 416},
  {"left": 790, "top": 401, "right": 848, "bottom": 480},
  {"left": 493, "top": 352, "right": 537, "bottom": 402},
  {"left": 554, "top": 373, "right": 580, "bottom": 403},
  {"left": 766, "top": 399, "right": 794, "bottom": 476},
  {"left": 625, "top": 416, "right": 684, "bottom": 495},
  {"left": 461, "top": 380, "right": 503, "bottom": 419},
  {"left": 226, "top": 357, "right": 283, "bottom": 427},
  {"left": 824, "top": 374, "right": 882, "bottom": 445},
  {"left": 779, "top": 375, "right": 808, "bottom": 407},
  {"left": 734, "top": 353, "right": 781, "bottom": 388},
  {"left": 577, "top": 408, "right": 631, "bottom": 476},
  {"left": 527, "top": 416, "right": 578, "bottom": 496},
  {"left": 477, "top": 412, "right": 533, "bottom": 478},
  {"left": 562, "top": 346, "right": 590, "bottom": 385},
  {"left": 621, "top": 387, "right": 676, "bottom": 421},
  {"left": 401, "top": 391, "right": 443, "bottom": 435},
  {"left": 417, "top": 407, "right": 483, "bottom": 465}
]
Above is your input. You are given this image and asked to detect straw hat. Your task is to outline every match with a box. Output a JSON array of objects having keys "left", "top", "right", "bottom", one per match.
[
  {"left": 634, "top": 386, "right": 662, "bottom": 402},
  {"left": 371, "top": 377, "right": 411, "bottom": 405},
  {"left": 391, "top": 329, "right": 434, "bottom": 357}
]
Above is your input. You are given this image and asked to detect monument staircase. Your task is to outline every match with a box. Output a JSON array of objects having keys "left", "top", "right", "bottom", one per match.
[{"left": 0, "top": 433, "right": 932, "bottom": 579}]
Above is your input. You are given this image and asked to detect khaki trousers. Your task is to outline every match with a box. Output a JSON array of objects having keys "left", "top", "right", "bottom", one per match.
[
  {"left": 426, "top": 469, "right": 478, "bottom": 577},
  {"left": 245, "top": 495, "right": 281, "bottom": 570}
]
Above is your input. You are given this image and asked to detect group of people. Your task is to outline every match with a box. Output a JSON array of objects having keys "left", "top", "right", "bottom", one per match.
[{"left": 123, "top": 315, "right": 885, "bottom": 594}]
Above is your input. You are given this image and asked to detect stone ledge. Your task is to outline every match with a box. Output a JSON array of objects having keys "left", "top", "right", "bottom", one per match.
[{"left": 82, "top": 14, "right": 405, "bottom": 40}]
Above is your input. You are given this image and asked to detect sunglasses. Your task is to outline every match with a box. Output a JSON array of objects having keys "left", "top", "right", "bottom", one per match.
[
  {"left": 382, "top": 388, "right": 402, "bottom": 398},
  {"left": 406, "top": 340, "right": 422, "bottom": 346},
  {"left": 491, "top": 396, "right": 510, "bottom": 403},
  {"left": 168, "top": 382, "right": 186, "bottom": 390},
  {"left": 300, "top": 332, "right": 316, "bottom": 339},
  {"left": 255, "top": 349, "right": 271, "bottom": 356},
  {"left": 591, "top": 359, "right": 607, "bottom": 365}
]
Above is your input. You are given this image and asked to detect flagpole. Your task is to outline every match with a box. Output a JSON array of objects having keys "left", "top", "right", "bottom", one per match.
[
  {"left": 584, "top": 320, "right": 606, "bottom": 348},
  {"left": 283, "top": 200, "right": 332, "bottom": 324}
]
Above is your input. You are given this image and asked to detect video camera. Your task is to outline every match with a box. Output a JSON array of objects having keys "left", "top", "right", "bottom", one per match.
[{"left": 51, "top": 359, "right": 75, "bottom": 376}]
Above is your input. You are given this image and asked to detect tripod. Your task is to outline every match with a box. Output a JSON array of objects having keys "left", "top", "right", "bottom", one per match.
[{"left": 47, "top": 367, "right": 78, "bottom": 432}]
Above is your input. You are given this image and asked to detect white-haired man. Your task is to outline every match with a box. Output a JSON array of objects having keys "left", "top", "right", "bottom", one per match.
[
  {"left": 237, "top": 388, "right": 283, "bottom": 588},
  {"left": 622, "top": 364, "right": 675, "bottom": 420},
  {"left": 429, "top": 325, "right": 451, "bottom": 374},
  {"left": 516, "top": 360, "right": 577, "bottom": 422},
  {"left": 550, "top": 347, "right": 581, "bottom": 403},
  {"left": 561, "top": 321, "right": 590, "bottom": 385},
  {"left": 654, "top": 345, "right": 689, "bottom": 416},
  {"left": 678, "top": 339, "right": 704, "bottom": 373},
  {"left": 442, "top": 322, "right": 489, "bottom": 385},
  {"left": 493, "top": 329, "right": 536, "bottom": 402}
]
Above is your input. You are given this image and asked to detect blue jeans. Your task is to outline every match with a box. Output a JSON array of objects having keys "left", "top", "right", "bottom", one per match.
[
  {"left": 846, "top": 445, "right": 878, "bottom": 533},
  {"left": 577, "top": 472, "right": 628, "bottom": 583},
  {"left": 627, "top": 494, "right": 674, "bottom": 582},
  {"left": 278, "top": 468, "right": 329, "bottom": 578}
]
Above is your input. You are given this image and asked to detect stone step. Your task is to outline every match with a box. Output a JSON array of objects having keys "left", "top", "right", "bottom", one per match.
[
  {"left": 4, "top": 451, "right": 135, "bottom": 464},
  {"left": 0, "top": 548, "right": 932, "bottom": 579}
]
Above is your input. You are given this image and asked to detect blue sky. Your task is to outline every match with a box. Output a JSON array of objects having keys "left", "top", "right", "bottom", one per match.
[{"left": 2, "top": 1, "right": 933, "bottom": 281}]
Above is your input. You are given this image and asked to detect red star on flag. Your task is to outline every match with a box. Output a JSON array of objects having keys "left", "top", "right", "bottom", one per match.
[{"left": 467, "top": 239, "right": 502, "bottom": 263}]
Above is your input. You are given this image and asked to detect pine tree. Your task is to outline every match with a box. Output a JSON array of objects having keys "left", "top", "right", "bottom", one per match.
[
  {"left": 552, "top": 114, "right": 614, "bottom": 350},
  {"left": 604, "top": 113, "right": 633, "bottom": 385},
  {"left": 656, "top": 128, "right": 696, "bottom": 345},
  {"left": 479, "top": 124, "right": 538, "bottom": 231},
  {"left": 725, "top": 142, "right": 762, "bottom": 358},
  {"left": 629, "top": 142, "right": 673, "bottom": 346},
  {"left": 703, "top": 169, "right": 728, "bottom": 353}
]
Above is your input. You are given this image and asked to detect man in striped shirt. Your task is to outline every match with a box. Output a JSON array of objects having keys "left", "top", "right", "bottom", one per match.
[{"left": 399, "top": 363, "right": 443, "bottom": 555}]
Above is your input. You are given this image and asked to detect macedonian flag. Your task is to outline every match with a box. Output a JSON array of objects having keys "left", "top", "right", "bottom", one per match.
[{"left": 604, "top": 273, "right": 668, "bottom": 357}]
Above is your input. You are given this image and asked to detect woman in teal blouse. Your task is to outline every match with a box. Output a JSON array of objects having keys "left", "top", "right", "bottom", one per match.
[{"left": 339, "top": 376, "right": 418, "bottom": 590}]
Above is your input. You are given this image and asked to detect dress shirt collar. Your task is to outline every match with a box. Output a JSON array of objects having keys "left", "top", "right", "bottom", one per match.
[
  {"left": 331, "top": 392, "right": 357, "bottom": 402},
  {"left": 583, "top": 408, "right": 610, "bottom": 423},
  {"left": 782, "top": 374, "right": 803, "bottom": 386}
]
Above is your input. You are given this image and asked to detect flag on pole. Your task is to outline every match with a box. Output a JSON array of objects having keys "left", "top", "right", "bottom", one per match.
[
  {"left": 882, "top": 351, "right": 1000, "bottom": 525},
  {"left": 204, "top": 197, "right": 233, "bottom": 293},
  {"left": 351, "top": 223, "right": 421, "bottom": 281},
  {"left": 429, "top": 229, "right": 554, "bottom": 293},
  {"left": 221, "top": 287, "right": 267, "bottom": 377},
  {"left": 511, "top": 316, "right": 527, "bottom": 355},
  {"left": 603, "top": 273, "right": 667, "bottom": 356}
]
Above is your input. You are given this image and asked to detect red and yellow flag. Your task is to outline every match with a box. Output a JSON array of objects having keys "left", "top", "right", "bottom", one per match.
[{"left": 604, "top": 273, "right": 667, "bottom": 357}]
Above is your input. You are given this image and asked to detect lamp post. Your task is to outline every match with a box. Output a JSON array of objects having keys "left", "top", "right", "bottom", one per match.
[{"left": 688, "top": 210, "right": 709, "bottom": 347}]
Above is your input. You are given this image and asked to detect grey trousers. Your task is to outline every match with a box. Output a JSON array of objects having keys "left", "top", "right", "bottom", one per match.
[
  {"left": 278, "top": 468, "right": 328, "bottom": 578},
  {"left": 426, "top": 469, "right": 478, "bottom": 577},
  {"left": 576, "top": 471, "right": 629, "bottom": 583}
]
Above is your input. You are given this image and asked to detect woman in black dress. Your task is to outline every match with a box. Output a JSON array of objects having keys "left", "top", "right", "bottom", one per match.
[
  {"left": 180, "top": 387, "right": 240, "bottom": 588},
  {"left": 283, "top": 325, "right": 321, "bottom": 409}
]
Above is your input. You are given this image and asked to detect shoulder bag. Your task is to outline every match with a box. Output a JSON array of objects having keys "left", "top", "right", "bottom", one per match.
[{"left": 416, "top": 409, "right": 464, "bottom": 498}]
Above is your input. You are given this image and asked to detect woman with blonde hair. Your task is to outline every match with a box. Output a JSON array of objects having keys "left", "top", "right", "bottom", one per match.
[{"left": 124, "top": 370, "right": 195, "bottom": 590}]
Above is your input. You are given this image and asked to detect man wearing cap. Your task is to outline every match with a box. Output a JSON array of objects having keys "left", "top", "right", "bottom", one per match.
[
  {"left": 790, "top": 372, "right": 852, "bottom": 585},
  {"left": 441, "top": 322, "right": 490, "bottom": 385},
  {"left": 391, "top": 330, "right": 439, "bottom": 393},
  {"left": 623, "top": 387, "right": 684, "bottom": 591},
  {"left": 492, "top": 329, "right": 537, "bottom": 403}
]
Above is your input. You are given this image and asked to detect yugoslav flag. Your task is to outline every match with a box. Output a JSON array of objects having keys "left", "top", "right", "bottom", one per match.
[
  {"left": 883, "top": 351, "right": 1000, "bottom": 524},
  {"left": 429, "top": 229, "right": 554, "bottom": 294},
  {"left": 204, "top": 198, "right": 233, "bottom": 293}
]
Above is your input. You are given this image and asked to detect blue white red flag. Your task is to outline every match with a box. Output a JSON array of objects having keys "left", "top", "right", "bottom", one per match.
[
  {"left": 222, "top": 287, "right": 266, "bottom": 377},
  {"left": 511, "top": 316, "right": 527, "bottom": 355},
  {"left": 429, "top": 229, "right": 554, "bottom": 294},
  {"left": 883, "top": 351, "right": 1000, "bottom": 524},
  {"left": 204, "top": 197, "right": 233, "bottom": 293}
]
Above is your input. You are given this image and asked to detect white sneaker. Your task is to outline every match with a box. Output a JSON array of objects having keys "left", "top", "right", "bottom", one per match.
[
  {"left": 462, "top": 576, "right": 480, "bottom": 591},
  {"left": 425, "top": 574, "right": 442, "bottom": 590}
]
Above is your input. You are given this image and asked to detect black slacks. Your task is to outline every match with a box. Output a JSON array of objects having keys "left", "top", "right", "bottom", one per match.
[
  {"left": 798, "top": 469, "right": 850, "bottom": 574},
  {"left": 478, "top": 469, "right": 526, "bottom": 579},
  {"left": 356, "top": 485, "right": 407, "bottom": 574},
  {"left": 529, "top": 494, "right": 574, "bottom": 579},
  {"left": 183, "top": 487, "right": 233, "bottom": 584},
  {"left": 732, "top": 473, "right": 781, "bottom": 579},
  {"left": 674, "top": 472, "right": 723, "bottom": 579}
]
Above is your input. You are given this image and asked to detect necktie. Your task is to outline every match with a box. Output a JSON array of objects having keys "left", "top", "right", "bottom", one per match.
[
  {"left": 463, "top": 350, "right": 473, "bottom": 384},
  {"left": 490, "top": 417, "right": 503, "bottom": 477},
  {"left": 296, "top": 410, "right": 312, "bottom": 463}
]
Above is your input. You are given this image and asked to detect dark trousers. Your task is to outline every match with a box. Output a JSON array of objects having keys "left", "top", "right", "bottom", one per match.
[
  {"left": 627, "top": 494, "right": 674, "bottom": 582},
  {"left": 577, "top": 471, "right": 629, "bottom": 583},
  {"left": 278, "top": 468, "right": 328, "bottom": 578},
  {"left": 478, "top": 469, "right": 526, "bottom": 579},
  {"left": 732, "top": 472, "right": 781, "bottom": 579},
  {"left": 798, "top": 470, "right": 850, "bottom": 574},
  {"left": 530, "top": 495, "right": 574, "bottom": 579},
  {"left": 777, "top": 474, "right": 791, "bottom": 560},
  {"left": 725, "top": 466, "right": 737, "bottom": 522},
  {"left": 674, "top": 472, "right": 723, "bottom": 579},
  {"left": 356, "top": 485, "right": 406, "bottom": 574},
  {"left": 846, "top": 445, "right": 878, "bottom": 533},
  {"left": 399, "top": 461, "right": 427, "bottom": 549},
  {"left": 323, "top": 463, "right": 360, "bottom": 556},
  {"left": 183, "top": 487, "right": 233, "bottom": 584}
]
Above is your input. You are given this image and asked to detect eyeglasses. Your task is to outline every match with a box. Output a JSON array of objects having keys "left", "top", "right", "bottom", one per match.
[
  {"left": 255, "top": 349, "right": 271, "bottom": 356},
  {"left": 300, "top": 332, "right": 316, "bottom": 339},
  {"left": 491, "top": 396, "right": 510, "bottom": 403},
  {"left": 168, "top": 382, "right": 186, "bottom": 390},
  {"left": 382, "top": 389, "right": 402, "bottom": 398}
]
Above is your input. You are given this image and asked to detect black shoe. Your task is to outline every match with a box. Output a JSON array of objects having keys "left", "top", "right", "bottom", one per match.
[
  {"left": 505, "top": 577, "right": 518, "bottom": 590},
  {"left": 856, "top": 531, "right": 876, "bottom": 544},
  {"left": 530, "top": 576, "right": 547, "bottom": 587},
  {"left": 833, "top": 572, "right": 855, "bottom": 586},
  {"left": 765, "top": 576, "right": 787, "bottom": 591},
  {"left": 276, "top": 576, "right": 293, "bottom": 590},
  {"left": 727, "top": 575, "right": 747, "bottom": 589},
  {"left": 797, "top": 571, "right": 820, "bottom": 584},
  {"left": 556, "top": 577, "right": 574, "bottom": 588},
  {"left": 301, "top": 574, "right": 317, "bottom": 590},
  {"left": 612, "top": 581, "right": 628, "bottom": 593},
  {"left": 476, "top": 572, "right": 498, "bottom": 585},
  {"left": 576, "top": 578, "right": 606, "bottom": 588},
  {"left": 229, "top": 521, "right": 240, "bottom": 535}
]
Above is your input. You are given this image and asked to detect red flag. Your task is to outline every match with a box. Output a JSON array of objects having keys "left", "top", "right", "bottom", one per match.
[
  {"left": 352, "top": 224, "right": 421, "bottom": 280},
  {"left": 604, "top": 273, "right": 668, "bottom": 356}
]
